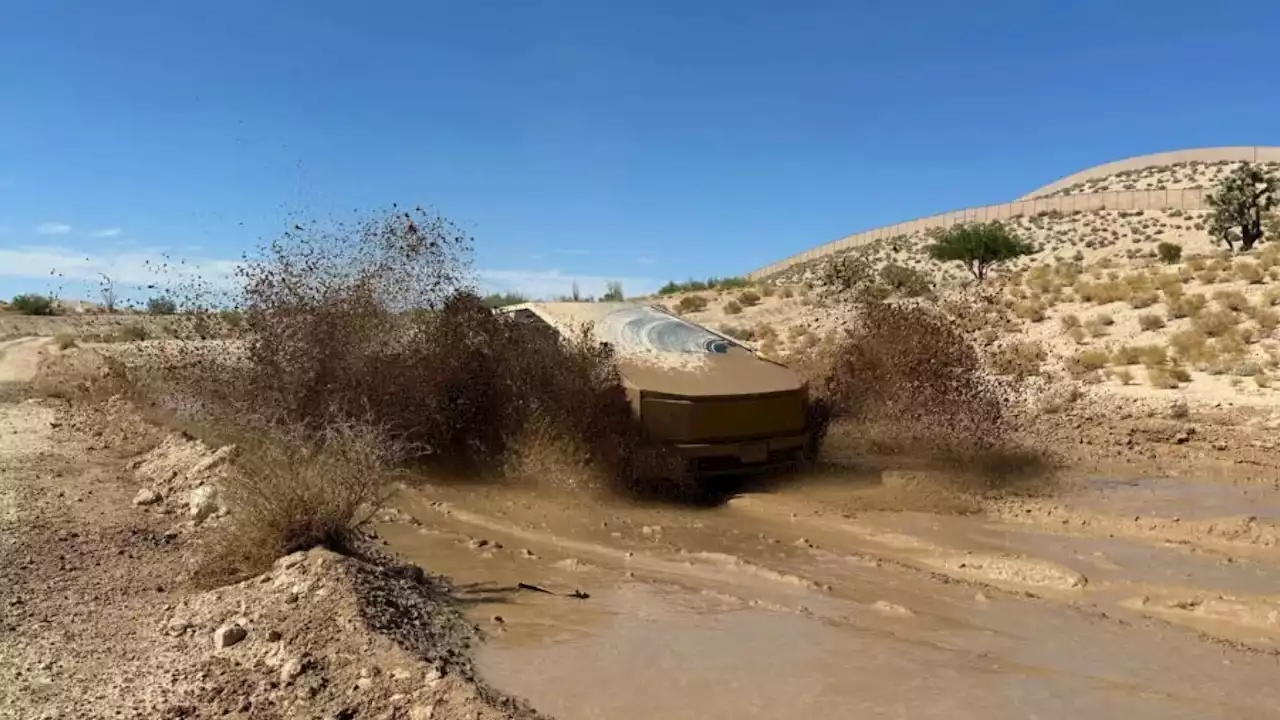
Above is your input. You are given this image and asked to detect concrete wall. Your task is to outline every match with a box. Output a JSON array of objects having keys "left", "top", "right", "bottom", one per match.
[
  {"left": 1019, "top": 146, "right": 1280, "bottom": 199},
  {"left": 747, "top": 188, "right": 1212, "bottom": 280},
  {"left": 748, "top": 145, "right": 1280, "bottom": 281}
]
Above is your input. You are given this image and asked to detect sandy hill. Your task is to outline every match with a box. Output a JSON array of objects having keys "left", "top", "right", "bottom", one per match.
[{"left": 657, "top": 151, "right": 1280, "bottom": 416}]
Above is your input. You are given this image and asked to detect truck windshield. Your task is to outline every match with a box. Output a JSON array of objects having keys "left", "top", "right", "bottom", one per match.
[{"left": 600, "top": 305, "right": 741, "bottom": 355}]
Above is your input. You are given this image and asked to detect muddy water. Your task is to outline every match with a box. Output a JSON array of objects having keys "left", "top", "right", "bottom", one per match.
[{"left": 377, "top": 475, "right": 1280, "bottom": 719}]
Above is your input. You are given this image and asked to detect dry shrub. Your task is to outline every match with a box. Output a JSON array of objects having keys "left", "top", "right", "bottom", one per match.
[
  {"left": 676, "top": 294, "right": 708, "bottom": 313},
  {"left": 1214, "top": 289, "right": 1250, "bottom": 312},
  {"left": 1252, "top": 306, "right": 1280, "bottom": 334},
  {"left": 54, "top": 332, "right": 78, "bottom": 350},
  {"left": 201, "top": 422, "right": 397, "bottom": 584},
  {"left": 879, "top": 263, "right": 932, "bottom": 298},
  {"left": 738, "top": 290, "right": 762, "bottom": 307},
  {"left": 1083, "top": 315, "right": 1111, "bottom": 337},
  {"left": 1129, "top": 290, "right": 1160, "bottom": 309},
  {"left": 1067, "top": 326, "right": 1087, "bottom": 344},
  {"left": 1013, "top": 300, "right": 1045, "bottom": 322},
  {"left": 1138, "top": 313, "right": 1166, "bottom": 331},
  {"left": 1067, "top": 348, "right": 1109, "bottom": 377},
  {"left": 988, "top": 340, "right": 1045, "bottom": 379},
  {"left": 719, "top": 324, "right": 755, "bottom": 341},
  {"left": 1256, "top": 374, "right": 1273, "bottom": 388},
  {"left": 1236, "top": 261, "right": 1264, "bottom": 284},
  {"left": 116, "top": 323, "right": 149, "bottom": 342},
  {"left": 724, "top": 300, "right": 743, "bottom": 315},
  {"left": 1059, "top": 313, "right": 1081, "bottom": 329},
  {"left": 1113, "top": 367, "right": 1134, "bottom": 385},
  {"left": 1192, "top": 308, "right": 1240, "bottom": 337},
  {"left": 1112, "top": 344, "right": 1166, "bottom": 367},
  {"left": 809, "top": 300, "right": 1013, "bottom": 460},
  {"left": 1147, "top": 366, "right": 1182, "bottom": 389},
  {"left": 1169, "top": 293, "right": 1208, "bottom": 319},
  {"left": 1169, "top": 328, "right": 1209, "bottom": 362}
]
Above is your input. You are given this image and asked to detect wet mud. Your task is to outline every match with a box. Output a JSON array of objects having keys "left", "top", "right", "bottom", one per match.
[{"left": 374, "top": 463, "right": 1280, "bottom": 720}]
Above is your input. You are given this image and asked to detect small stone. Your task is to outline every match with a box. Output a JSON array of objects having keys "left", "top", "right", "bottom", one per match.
[
  {"left": 520, "top": 549, "right": 538, "bottom": 559},
  {"left": 132, "top": 488, "right": 161, "bottom": 506},
  {"left": 166, "top": 616, "right": 191, "bottom": 635},
  {"left": 214, "top": 623, "right": 247, "bottom": 649},
  {"left": 355, "top": 677, "right": 373, "bottom": 690},
  {"left": 280, "top": 657, "right": 305, "bottom": 684},
  {"left": 188, "top": 485, "right": 219, "bottom": 523},
  {"left": 266, "top": 629, "right": 282, "bottom": 642},
  {"left": 409, "top": 704, "right": 436, "bottom": 720},
  {"left": 467, "top": 538, "right": 489, "bottom": 550},
  {"left": 491, "top": 615, "right": 505, "bottom": 625},
  {"left": 390, "top": 668, "right": 413, "bottom": 682}
]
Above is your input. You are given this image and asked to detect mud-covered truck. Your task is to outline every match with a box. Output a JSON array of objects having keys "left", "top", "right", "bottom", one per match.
[{"left": 497, "top": 302, "right": 815, "bottom": 476}]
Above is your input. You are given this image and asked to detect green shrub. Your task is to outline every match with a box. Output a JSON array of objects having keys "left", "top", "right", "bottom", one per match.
[
  {"left": 10, "top": 293, "right": 56, "bottom": 316},
  {"left": 1156, "top": 242, "right": 1183, "bottom": 264}
]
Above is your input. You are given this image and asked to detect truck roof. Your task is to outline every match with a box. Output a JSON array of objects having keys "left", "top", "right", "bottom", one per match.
[{"left": 497, "top": 301, "right": 804, "bottom": 398}]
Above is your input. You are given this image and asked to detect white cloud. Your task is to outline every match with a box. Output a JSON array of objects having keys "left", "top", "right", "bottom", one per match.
[
  {"left": 477, "top": 268, "right": 659, "bottom": 300},
  {"left": 36, "top": 222, "right": 72, "bottom": 235},
  {"left": 637, "top": 256, "right": 657, "bottom": 265},
  {"left": 92, "top": 228, "right": 123, "bottom": 238},
  {"left": 0, "top": 245, "right": 242, "bottom": 288}
]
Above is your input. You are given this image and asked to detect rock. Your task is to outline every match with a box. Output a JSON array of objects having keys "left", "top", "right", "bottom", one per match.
[
  {"left": 409, "top": 705, "right": 436, "bottom": 720},
  {"left": 1212, "top": 440, "right": 1229, "bottom": 451},
  {"left": 188, "top": 485, "right": 219, "bottom": 523},
  {"left": 871, "top": 600, "right": 914, "bottom": 616},
  {"left": 390, "top": 668, "right": 413, "bottom": 682},
  {"left": 466, "top": 538, "right": 489, "bottom": 550},
  {"left": 276, "top": 551, "right": 308, "bottom": 571},
  {"left": 520, "top": 549, "right": 538, "bottom": 559},
  {"left": 185, "top": 444, "right": 235, "bottom": 480},
  {"left": 280, "top": 657, "right": 306, "bottom": 684},
  {"left": 132, "top": 488, "right": 161, "bottom": 506},
  {"left": 213, "top": 623, "right": 247, "bottom": 649},
  {"left": 1173, "top": 430, "right": 1192, "bottom": 445},
  {"left": 266, "top": 629, "right": 282, "bottom": 642},
  {"left": 165, "top": 617, "right": 191, "bottom": 636}
]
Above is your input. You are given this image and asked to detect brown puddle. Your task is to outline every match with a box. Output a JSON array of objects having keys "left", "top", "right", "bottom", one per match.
[{"left": 376, "top": 473, "right": 1280, "bottom": 719}]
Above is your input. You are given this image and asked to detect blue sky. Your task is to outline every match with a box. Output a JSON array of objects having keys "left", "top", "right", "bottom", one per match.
[{"left": 3, "top": 0, "right": 1280, "bottom": 303}]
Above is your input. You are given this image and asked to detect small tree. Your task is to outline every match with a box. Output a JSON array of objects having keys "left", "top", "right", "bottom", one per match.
[
  {"left": 1207, "top": 162, "right": 1279, "bottom": 252},
  {"left": 1156, "top": 242, "right": 1183, "bottom": 264},
  {"left": 602, "top": 281, "right": 624, "bottom": 302},
  {"left": 927, "top": 221, "right": 1034, "bottom": 282},
  {"left": 147, "top": 296, "right": 179, "bottom": 315},
  {"left": 480, "top": 292, "right": 527, "bottom": 309},
  {"left": 10, "top": 293, "right": 57, "bottom": 316}
]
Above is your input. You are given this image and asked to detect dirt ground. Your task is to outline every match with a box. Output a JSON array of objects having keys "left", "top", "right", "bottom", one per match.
[
  {"left": 0, "top": 337, "right": 543, "bottom": 720},
  {"left": 6, "top": 330, "right": 1280, "bottom": 719}
]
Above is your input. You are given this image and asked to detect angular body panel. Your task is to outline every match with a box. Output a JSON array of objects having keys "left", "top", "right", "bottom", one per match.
[{"left": 500, "top": 302, "right": 813, "bottom": 474}]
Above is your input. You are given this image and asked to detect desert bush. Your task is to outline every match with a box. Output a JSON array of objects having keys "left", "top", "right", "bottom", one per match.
[
  {"left": 1112, "top": 344, "right": 1166, "bottom": 367},
  {"left": 1067, "top": 349, "right": 1110, "bottom": 377},
  {"left": 147, "top": 296, "right": 180, "bottom": 315},
  {"left": 1060, "top": 313, "right": 1081, "bottom": 329},
  {"left": 738, "top": 290, "right": 762, "bottom": 307},
  {"left": 116, "top": 324, "right": 150, "bottom": 342},
  {"left": 927, "top": 221, "right": 1034, "bottom": 282},
  {"left": 1170, "top": 328, "right": 1209, "bottom": 361},
  {"left": 723, "top": 300, "right": 743, "bottom": 315},
  {"left": 1147, "top": 366, "right": 1182, "bottom": 389},
  {"left": 780, "top": 286, "right": 795, "bottom": 299},
  {"left": 1067, "top": 326, "right": 1087, "bottom": 344},
  {"left": 1236, "top": 261, "right": 1265, "bottom": 284},
  {"left": 988, "top": 340, "right": 1046, "bottom": 379},
  {"left": 1138, "top": 313, "right": 1166, "bottom": 331},
  {"left": 1129, "top": 290, "right": 1160, "bottom": 309},
  {"left": 10, "top": 293, "right": 56, "bottom": 316},
  {"left": 1197, "top": 269, "right": 1221, "bottom": 284},
  {"left": 1256, "top": 374, "right": 1273, "bottom": 388},
  {"left": 1187, "top": 258, "right": 1208, "bottom": 272},
  {"left": 1083, "top": 313, "right": 1113, "bottom": 337},
  {"left": 54, "top": 332, "right": 78, "bottom": 350},
  {"left": 1214, "top": 289, "right": 1250, "bottom": 312},
  {"left": 1157, "top": 242, "right": 1183, "bottom": 264},
  {"left": 675, "top": 294, "right": 709, "bottom": 313},
  {"left": 1113, "top": 367, "right": 1134, "bottom": 385},
  {"left": 1013, "top": 300, "right": 1045, "bottom": 322},
  {"left": 879, "top": 263, "right": 932, "bottom": 297},
  {"left": 1251, "top": 306, "right": 1279, "bottom": 333},
  {"left": 201, "top": 422, "right": 398, "bottom": 583},
  {"left": 1192, "top": 308, "right": 1240, "bottom": 337},
  {"left": 1168, "top": 293, "right": 1208, "bottom": 318}
]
